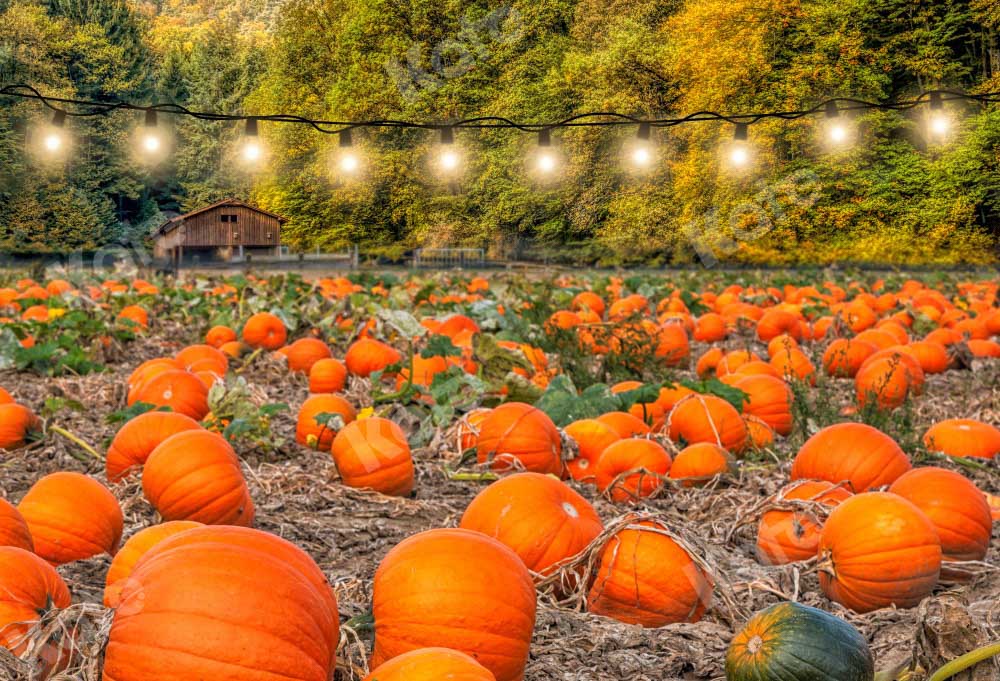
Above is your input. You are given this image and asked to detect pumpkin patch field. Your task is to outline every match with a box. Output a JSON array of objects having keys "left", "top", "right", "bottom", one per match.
[{"left": 0, "top": 269, "right": 997, "bottom": 681}]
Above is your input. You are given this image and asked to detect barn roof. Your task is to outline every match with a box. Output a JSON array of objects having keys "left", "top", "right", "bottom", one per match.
[{"left": 155, "top": 199, "right": 288, "bottom": 237}]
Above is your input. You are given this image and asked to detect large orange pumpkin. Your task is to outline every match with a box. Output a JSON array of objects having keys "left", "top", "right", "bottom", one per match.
[
  {"left": 296, "top": 394, "right": 357, "bottom": 451},
  {"left": 364, "top": 648, "right": 496, "bottom": 681},
  {"left": 756, "top": 480, "right": 852, "bottom": 565},
  {"left": 103, "top": 526, "right": 339, "bottom": 681},
  {"left": 476, "top": 403, "right": 562, "bottom": 475},
  {"left": 854, "top": 354, "right": 921, "bottom": 410},
  {"left": 105, "top": 411, "right": 203, "bottom": 482},
  {"left": 372, "top": 528, "right": 536, "bottom": 681},
  {"left": 0, "top": 547, "right": 71, "bottom": 668},
  {"left": 309, "top": 358, "right": 348, "bottom": 393},
  {"left": 563, "top": 418, "right": 620, "bottom": 481},
  {"left": 922, "top": 418, "right": 1000, "bottom": 460},
  {"left": 126, "top": 357, "right": 181, "bottom": 396},
  {"left": 587, "top": 519, "right": 713, "bottom": 627},
  {"left": 668, "top": 394, "right": 748, "bottom": 453},
  {"left": 18, "top": 472, "right": 123, "bottom": 565},
  {"left": 0, "top": 498, "right": 33, "bottom": 552},
  {"left": 104, "top": 520, "right": 203, "bottom": 607},
  {"left": 129, "top": 369, "right": 210, "bottom": 420},
  {"left": 0, "top": 403, "right": 40, "bottom": 450},
  {"left": 460, "top": 472, "right": 602, "bottom": 579},
  {"left": 241, "top": 312, "right": 288, "bottom": 350},
  {"left": 668, "top": 443, "right": 735, "bottom": 487},
  {"left": 142, "top": 430, "right": 255, "bottom": 526},
  {"left": 331, "top": 417, "right": 414, "bottom": 496},
  {"left": 817, "top": 492, "right": 940, "bottom": 613},
  {"left": 888, "top": 467, "right": 992, "bottom": 561},
  {"left": 733, "top": 374, "right": 793, "bottom": 436},
  {"left": 344, "top": 337, "right": 402, "bottom": 377},
  {"left": 791, "top": 423, "right": 911, "bottom": 492},
  {"left": 594, "top": 438, "right": 672, "bottom": 502}
]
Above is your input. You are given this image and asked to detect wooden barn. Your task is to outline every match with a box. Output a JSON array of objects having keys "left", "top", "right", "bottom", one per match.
[{"left": 153, "top": 199, "right": 286, "bottom": 264}]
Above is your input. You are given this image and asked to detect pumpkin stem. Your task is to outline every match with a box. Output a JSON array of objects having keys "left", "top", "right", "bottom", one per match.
[
  {"left": 927, "top": 641, "right": 1000, "bottom": 681},
  {"left": 446, "top": 469, "right": 499, "bottom": 482},
  {"left": 47, "top": 425, "right": 103, "bottom": 461}
]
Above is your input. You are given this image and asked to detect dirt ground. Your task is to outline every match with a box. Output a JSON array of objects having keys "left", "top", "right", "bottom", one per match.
[{"left": 0, "top": 322, "right": 997, "bottom": 681}]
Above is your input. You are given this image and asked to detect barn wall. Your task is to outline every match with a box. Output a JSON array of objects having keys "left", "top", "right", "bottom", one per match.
[{"left": 153, "top": 204, "right": 283, "bottom": 258}]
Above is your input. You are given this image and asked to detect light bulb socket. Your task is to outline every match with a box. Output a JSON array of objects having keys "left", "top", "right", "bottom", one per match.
[
  {"left": 538, "top": 129, "right": 552, "bottom": 147},
  {"left": 51, "top": 110, "right": 66, "bottom": 128},
  {"left": 144, "top": 110, "right": 158, "bottom": 128},
  {"left": 440, "top": 126, "right": 455, "bottom": 145},
  {"left": 339, "top": 129, "right": 353, "bottom": 148},
  {"left": 824, "top": 101, "right": 840, "bottom": 119},
  {"left": 733, "top": 122, "right": 749, "bottom": 141},
  {"left": 637, "top": 122, "right": 652, "bottom": 141},
  {"left": 245, "top": 118, "right": 259, "bottom": 138},
  {"left": 928, "top": 92, "right": 944, "bottom": 111}
]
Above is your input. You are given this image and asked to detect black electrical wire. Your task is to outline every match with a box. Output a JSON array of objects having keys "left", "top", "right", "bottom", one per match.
[{"left": 1, "top": 83, "right": 998, "bottom": 135}]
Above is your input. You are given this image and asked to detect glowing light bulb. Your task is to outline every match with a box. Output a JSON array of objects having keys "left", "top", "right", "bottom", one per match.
[
  {"left": 537, "top": 152, "right": 557, "bottom": 173},
  {"left": 828, "top": 123, "right": 848, "bottom": 144},
  {"left": 632, "top": 146, "right": 652, "bottom": 167},
  {"left": 142, "top": 133, "right": 162, "bottom": 153},
  {"left": 929, "top": 113, "right": 950, "bottom": 137},
  {"left": 440, "top": 149, "right": 460, "bottom": 172},
  {"left": 43, "top": 132, "right": 63, "bottom": 153},
  {"left": 243, "top": 140, "right": 262, "bottom": 162},
  {"left": 729, "top": 145, "right": 749, "bottom": 167},
  {"left": 340, "top": 152, "right": 360, "bottom": 173}
]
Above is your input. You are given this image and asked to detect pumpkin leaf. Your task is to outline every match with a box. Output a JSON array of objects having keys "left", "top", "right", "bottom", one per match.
[
  {"left": 106, "top": 402, "right": 168, "bottom": 425},
  {"left": 378, "top": 310, "right": 427, "bottom": 339},
  {"left": 0, "top": 328, "right": 21, "bottom": 370},
  {"left": 422, "top": 334, "right": 462, "bottom": 359},
  {"left": 680, "top": 378, "right": 749, "bottom": 411},
  {"left": 474, "top": 333, "right": 534, "bottom": 388}
]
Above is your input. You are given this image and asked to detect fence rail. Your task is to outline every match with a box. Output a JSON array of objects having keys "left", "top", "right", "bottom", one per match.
[{"left": 413, "top": 248, "right": 486, "bottom": 269}]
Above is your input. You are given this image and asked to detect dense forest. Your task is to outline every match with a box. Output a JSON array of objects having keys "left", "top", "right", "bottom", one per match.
[{"left": 0, "top": 0, "right": 999, "bottom": 264}]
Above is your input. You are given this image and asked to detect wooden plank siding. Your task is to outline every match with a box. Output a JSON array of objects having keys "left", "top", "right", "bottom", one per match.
[{"left": 171, "top": 206, "right": 281, "bottom": 247}]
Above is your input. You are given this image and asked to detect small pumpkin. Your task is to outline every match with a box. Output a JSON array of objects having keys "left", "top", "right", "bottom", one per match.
[
  {"left": 364, "top": 648, "right": 496, "bottom": 681},
  {"left": 284, "top": 338, "right": 333, "bottom": 373},
  {"left": 668, "top": 443, "right": 735, "bottom": 487},
  {"left": 344, "top": 337, "right": 402, "bottom": 377},
  {"left": 668, "top": 394, "right": 748, "bottom": 453},
  {"left": 822, "top": 339, "right": 878, "bottom": 378},
  {"left": 128, "top": 369, "right": 210, "bottom": 420},
  {"left": 105, "top": 411, "right": 203, "bottom": 482},
  {"left": 0, "top": 403, "right": 41, "bottom": 450},
  {"left": 756, "top": 480, "right": 852, "bottom": 565},
  {"left": 309, "top": 358, "right": 348, "bottom": 394},
  {"left": 923, "top": 418, "right": 1000, "bottom": 460},
  {"left": 104, "top": 520, "right": 203, "bottom": 607},
  {"left": 0, "top": 497, "right": 33, "bottom": 551},
  {"left": 175, "top": 344, "right": 228, "bottom": 375},
  {"left": 587, "top": 519, "right": 713, "bottom": 627},
  {"left": 476, "top": 402, "right": 562, "bottom": 475},
  {"left": 142, "top": 430, "right": 255, "bottom": 526},
  {"left": 563, "top": 418, "right": 620, "bottom": 481},
  {"left": 331, "top": 417, "right": 414, "bottom": 496},
  {"left": 18, "top": 472, "right": 123, "bottom": 565},
  {"left": 594, "top": 438, "right": 672, "bottom": 502},
  {"left": 888, "top": 467, "right": 992, "bottom": 561},
  {"left": 241, "top": 311, "right": 288, "bottom": 350},
  {"left": 756, "top": 308, "right": 802, "bottom": 342},
  {"left": 725, "top": 601, "right": 874, "bottom": 681},
  {"left": 372, "top": 528, "right": 536, "bottom": 681},
  {"left": 205, "top": 325, "right": 237, "bottom": 348},
  {"left": 460, "top": 472, "right": 602, "bottom": 578},
  {"left": 769, "top": 347, "right": 816, "bottom": 385},
  {"left": 296, "top": 394, "right": 357, "bottom": 451},
  {"left": 817, "top": 492, "right": 941, "bottom": 613},
  {"left": 791, "top": 423, "right": 911, "bottom": 492}
]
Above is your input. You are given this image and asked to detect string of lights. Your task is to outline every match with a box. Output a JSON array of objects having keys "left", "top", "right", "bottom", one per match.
[{"left": 2, "top": 83, "right": 999, "bottom": 176}]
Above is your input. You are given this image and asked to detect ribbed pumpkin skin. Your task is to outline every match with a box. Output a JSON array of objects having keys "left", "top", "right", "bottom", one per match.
[
  {"left": 756, "top": 481, "right": 852, "bottom": 565},
  {"left": 564, "top": 419, "right": 620, "bottom": 481},
  {"left": 668, "top": 443, "right": 735, "bottom": 487},
  {"left": 923, "top": 418, "right": 1000, "bottom": 460},
  {"left": 364, "top": 647, "right": 497, "bottom": 681},
  {"left": 0, "top": 403, "right": 40, "bottom": 450},
  {"left": 0, "top": 498, "right": 33, "bottom": 552},
  {"left": 102, "top": 527, "right": 339, "bottom": 681},
  {"left": 104, "top": 521, "right": 203, "bottom": 607},
  {"left": 241, "top": 312, "right": 288, "bottom": 350},
  {"left": 129, "top": 369, "right": 210, "bottom": 420},
  {"left": 296, "top": 394, "right": 357, "bottom": 450},
  {"left": 309, "top": 358, "right": 347, "bottom": 393},
  {"left": 0, "top": 546, "right": 71, "bottom": 664},
  {"left": 372, "top": 528, "right": 536, "bottom": 681},
  {"left": 285, "top": 338, "right": 332, "bottom": 373},
  {"left": 668, "top": 395, "right": 748, "bottom": 453},
  {"left": 460, "top": 472, "right": 602, "bottom": 576},
  {"left": 888, "top": 467, "right": 992, "bottom": 561},
  {"left": 822, "top": 339, "right": 878, "bottom": 378},
  {"left": 175, "top": 344, "right": 228, "bottom": 375},
  {"left": 594, "top": 438, "right": 672, "bottom": 502},
  {"left": 596, "top": 411, "right": 651, "bottom": 438},
  {"left": 345, "top": 338, "right": 402, "bottom": 377},
  {"left": 204, "top": 325, "right": 237, "bottom": 348},
  {"left": 18, "top": 472, "right": 124, "bottom": 565},
  {"left": 331, "top": 417, "right": 414, "bottom": 496},
  {"left": 725, "top": 601, "right": 874, "bottom": 681},
  {"left": 105, "top": 411, "right": 203, "bottom": 482},
  {"left": 734, "top": 374, "right": 793, "bottom": 436},
  {"left": 587, "top": 520, "right": 713, "bottom": 628},
  {"left": 476, "top": 402, "right": 563, "bottom": 475},
  {"left": 141, "top": 430, "right": 255, "bottom": 526},
  {"left": 818, "top": 492, "right": 941, "bottom": 613},
  {"left": 791, "top": 423, "right": 911, "bottom": 492}
]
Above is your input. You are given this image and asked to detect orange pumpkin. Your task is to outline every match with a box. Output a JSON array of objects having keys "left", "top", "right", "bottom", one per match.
[
  {"left": 668, "top": 443, "right": 735, "bottom": 487},
  {"left": 284, "top": 338, "right": 333, "bottom": 373},
  {"left": 756, "top": 308, "right": 802, "bottom": 342},
  {"left": 0, "top": 547, "right": 71, "bottom": 668},
  {"left": 103, "top": 526, "right": 339, "bottom": 681},
  {"left": 695, "top": 347, "right": 725, "bottom": 378},
  {"left": 364, "top": 648, "right": 496, "bottom": 681},
  {"left": 0, "top": 403, "right": 41, "bottom": 450},
  {"left": 923, "top": 418, "right": 1000, "bottom": 460},
  {"left": 458, "top": 408, "right": 491, "bottom": 451},
  {"left": 733, "top": 374, "right": 793, "bottom": 436},
  {"left": 0, "top": 387, "right": 11, "bottom": 404},
  {"left": 104, "top": 520, "right": 203, "bottom": 607},
  {"left": 756, "top": 480, "right": 851, "bottom": 565},
  {"left": 596, "top": 411, "right": 651, "bottom": 438},
  {"left": 129, "top": 369, "right": 210, "bottom": 420},
  {"left": 476, "top": 403, "right": 562, "bottom": 475},
  {"left": 308, "top": 358, "right": 348, "bottom": 394},
  {"left": 817, "top": 492, "right": 940, "bottom": 613},
  {"left": 296, "top": 394, "right": 357, "bottom": 451},
  {"left": 572, "top": 291, "right": 606, "bottom": 317},
  {"left": 205, "top": 325, "right": 237, "bottom": 348},
  {"left": 126, "top": 358, "right": 181, "bottom": 395},
  {"left": 854, "top": 356, "right": 919, "bottom": 410},
  {"left": 668, "top": 394, "right": 748, "bottom": 453},
  {"left": 345, "top": 338, "right": 402, "bottom": 377},
  {"left": 769, "top": 347, "right": 816, "bottom": 385},
  {"left": 745, "top": 416, "right": 775, "bottom": 449},
  {"left": 331, "top": 418, "right": 414, "bottom": 496},
  {"left": 693, "top": 313, "right": 727, "bottom": 342},
  {"left": 241, "top": 311, "right": 288, "bottom": 350},
  {"left": 0, "top": 498, "right": 33, "bottom": 551},
  {"left": 791, "top": 423, "right": 911, "bottom": 492},
  {"left": 594, "top": 438, "right": 672, "bottom": 502},
  {"left": 372, "top": 528, "right": 536, "bottom": 681},
  {"left": 460, "top": 472, "right": 602, "bottom": 577},
  {"left": 888, "top": 467, "right": 992, "bottom": 561},
  {"left": 587, "top": 519, "right": 713, "bottom": 627},
  {"left": 105, "top": 411, "right": 204, "bottom": 482},
  {"left": 18, "top": 472, "right": 123, "bottom": 565},
  {"left": 822, "top": 339, "right": 877, "bottom": 378},
  {"left": 142, "top": 430, "right": 255, "bottom": 526},
  {"left": 117, "top": 305, "right": 149, "bottom": 329},
  {"left": 563, "top": 418, "right": 620, "bottom": 481},
  {"left": 175, "top": 344, "right": 228, "bottom": 375}
]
